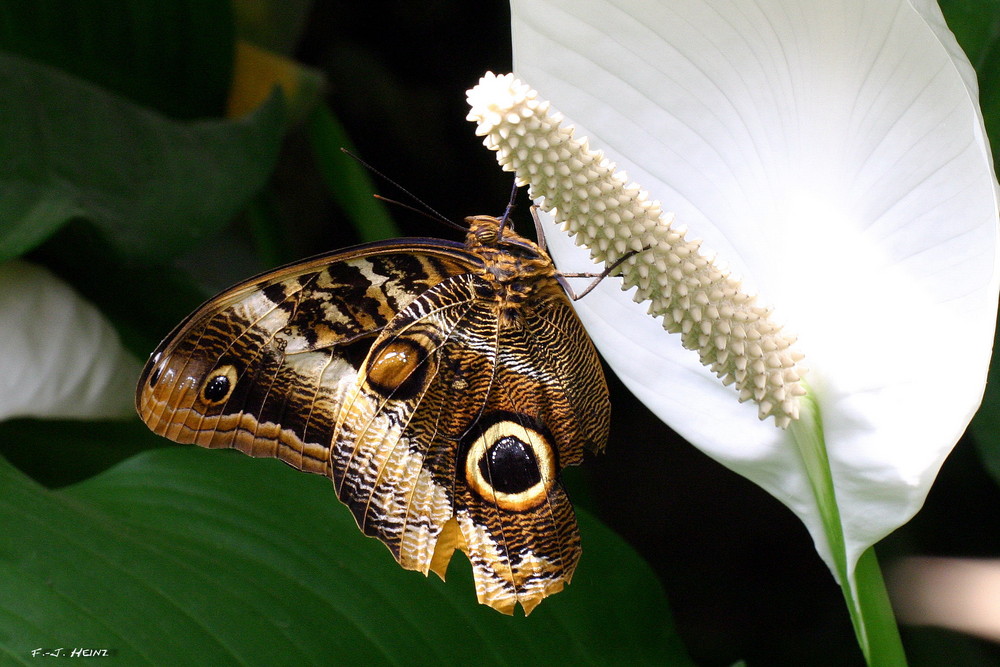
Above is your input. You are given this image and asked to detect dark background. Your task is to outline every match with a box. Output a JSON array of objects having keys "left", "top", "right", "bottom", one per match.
[{"left": 272, "top": 2, "right": 1000, "bottom": 665}]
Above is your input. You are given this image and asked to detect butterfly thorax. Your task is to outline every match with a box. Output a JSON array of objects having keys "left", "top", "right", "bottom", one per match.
[{"left": 463, "top": 215, "right": 565, "bottom": 320}]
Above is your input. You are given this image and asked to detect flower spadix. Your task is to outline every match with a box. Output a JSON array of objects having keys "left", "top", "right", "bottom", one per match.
[
  {"left": 476, "top": 0, "right": 1000, "bottom": 602},
  {"left": 468, "top": 72, "right": 806, "bottom": 428}
]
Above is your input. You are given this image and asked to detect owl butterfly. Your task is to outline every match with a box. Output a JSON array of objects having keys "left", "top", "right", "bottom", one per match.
[{"left": 136, "top": 206, "right": 610, "bottom": 615}]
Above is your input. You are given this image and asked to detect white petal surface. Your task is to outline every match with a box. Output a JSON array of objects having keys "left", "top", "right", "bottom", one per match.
[
  {"left": 0, "top": 260, "right": 141, "bottom": 420},
  {"left": 512, "top": 0, "right": 1000, "bottom": 571}
]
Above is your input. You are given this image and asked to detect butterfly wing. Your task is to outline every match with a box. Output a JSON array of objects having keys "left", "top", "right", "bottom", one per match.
[
  {"left": 137, "top": 229, "right": 609, "bottom": 615},
  {"left": 136, "top": 239, "right": 476, "bottom": 476},
  {"left": 452, "top": 290, "right": 609, "bottom": 615},
  {"left": 333, "top": 272, "right": 609, "bottom": 614}
]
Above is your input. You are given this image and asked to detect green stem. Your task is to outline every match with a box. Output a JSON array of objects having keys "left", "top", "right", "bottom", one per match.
[
  {"left": 854, "top": 546, "right": 907, "bottom": 666},
  {"left": 789, "top": 391, "right": 906, "bottom": 665}
]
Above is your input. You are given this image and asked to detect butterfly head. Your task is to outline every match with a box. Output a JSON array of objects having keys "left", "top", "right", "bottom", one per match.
[{"left": 464, "top": 214, "right": 541, "bottom": 255}]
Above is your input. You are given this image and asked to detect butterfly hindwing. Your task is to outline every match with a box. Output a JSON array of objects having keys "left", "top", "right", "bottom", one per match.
[
  {"left": 330, "top": 273, "right": 488, "bottom": 571},
  {"left": 451, "top": 290, "right": 608, "bottom": 614},
  {"left": 333, "top": 269, "right": 608, "bottom": 614}
]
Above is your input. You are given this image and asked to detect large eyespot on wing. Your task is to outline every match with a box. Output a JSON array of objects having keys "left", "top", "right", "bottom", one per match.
[
  {"left": 448, "top": 410, "right": 579, "bottom": 616},
  {"left": 463, "top": 415, "right": 558, "bottom": 512},
  {"left": 135, "top": 242, "right": 478, "bottom": 477},
  {"left": 363, "top": 333, "right": 436, "bottom": 401},
  {"left": 329, "top": 262, "right": 607, "bottom": 615},
  {"left": 441, "top": 293, "right": 608, "bottom": 616}
]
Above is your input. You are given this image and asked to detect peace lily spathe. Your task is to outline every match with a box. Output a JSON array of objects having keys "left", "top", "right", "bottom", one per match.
[
  {"left": 467, "top": 72, "right": 807, "bottom": 428},
  {"left": 0, "top": 260, "right": 140, "bottom": 421},
  {"left": 479, "top": 0, "right": 1000, "bottom": 606}
]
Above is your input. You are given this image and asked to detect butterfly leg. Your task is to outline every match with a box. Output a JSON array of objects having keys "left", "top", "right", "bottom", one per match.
[
  {"left": 556, "top": 249, "right": 644, "bottom": 300},
  {"left": 532, "top": 205, "right": 648, "bottom": 300}
]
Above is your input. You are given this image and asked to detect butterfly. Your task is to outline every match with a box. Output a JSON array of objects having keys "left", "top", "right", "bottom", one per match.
[{"left": 135, "top": 208, "right": 610, "bottom": 615}]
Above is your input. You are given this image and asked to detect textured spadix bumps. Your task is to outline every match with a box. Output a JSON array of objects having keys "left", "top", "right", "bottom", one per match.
[{"left": 467, "top": 72, "right": 806, "bottom": 427}]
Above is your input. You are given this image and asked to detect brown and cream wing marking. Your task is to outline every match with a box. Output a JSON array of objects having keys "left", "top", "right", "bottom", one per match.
[
  {"left": 136, "top": 241, "right": 473, "bottom": 475},
  {"left": 439, "top": 283, "right": 609, "bottom": 614},
  {"left": 330, "top": 267, "right": 607, "bottom": 614},
  {"left": 136, "top": 215, "right": 611, "bottom": 615}
]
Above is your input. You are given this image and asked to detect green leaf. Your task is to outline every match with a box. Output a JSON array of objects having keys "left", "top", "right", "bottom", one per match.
[
  {"left": 306, "top": 104, "right": 401, "bottom": 242},
  {"left": 0, "top": 0, "right": 233, "bottom": 118},
  {"left": 0, "top": 418, "right": 167, "bottom": 488},
  {"left": 0, "top": 447, "right": 690, "bottom": 665},
  {"left": 939, "top": 0, "right": 1000, "bottom": 165},
  {"left": 970, "top": 320, "right": 1000, "bottom": 485},
  {"left": 0, "top": 52, "right": 285, "bottom": 264},
  {"left": 27, "top": 219, "right": 214, "bottom": 358},
  {"left": 938, "top": 0, "right": 1000, "bottom": 68}
]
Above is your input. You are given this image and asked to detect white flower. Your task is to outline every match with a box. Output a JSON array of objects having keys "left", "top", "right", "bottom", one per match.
[
  {"left": 468, "top": 72, "right": 807, "bottom": 427},
  {"left": 0, "top": 260, "right": 140, "bottom": 421},
  {"left": 489, "top": 0, "right": 999, "bottom": 602}
]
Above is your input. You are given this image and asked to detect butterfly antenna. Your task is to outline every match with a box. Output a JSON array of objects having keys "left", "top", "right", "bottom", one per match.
[
  {"left": 498, "top": 180, "right": 520, "bottom": 233},
  {"left": 373, "top": 195, "right": 466, "bottom": 232},
  {"left": 340, "top": 148, "right": 466, "bottom": 232}
]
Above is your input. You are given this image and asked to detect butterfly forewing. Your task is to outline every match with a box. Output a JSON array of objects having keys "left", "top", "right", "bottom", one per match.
[{"left": 137, "top": 243, "right": 474, "bottom": 475}]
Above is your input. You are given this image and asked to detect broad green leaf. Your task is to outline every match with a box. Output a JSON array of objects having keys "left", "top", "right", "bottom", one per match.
[
  {"left": 0, "top": 0, "right": 233, "bottom": 118},
  {"left": 0, "top": 417, "right": 166, "bottom": 488},
  {"left": 27, "top": 219, "right": 215, "bottom": 358},
  {"left": 0, "top": 52, "right": 285, "bottom": 264},
  {"left": 0, "top": 447, "right": 689, "bottom": 665}
]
